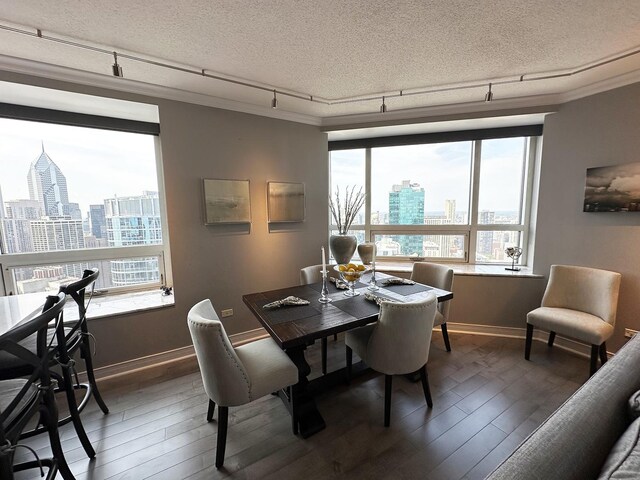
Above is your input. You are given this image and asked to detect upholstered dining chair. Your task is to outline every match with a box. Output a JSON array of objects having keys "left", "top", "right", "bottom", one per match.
[
  {"left": 188, "top": 299, "right": 299, "bottom": 469},
  {"left": 525, "top": 265, "right": 622, "bottom": 376},
  {"left": 411, "top": 262, "right": 454, "bottom": 351},
  {"left": 300, "top": 264, "right": 338, "bottom": 375},
  {"left": 0, "top": 293, "right": 76, "bottom": 480},
  {"left": 345, "top": 294, "right": 438, "bottom": 427}
]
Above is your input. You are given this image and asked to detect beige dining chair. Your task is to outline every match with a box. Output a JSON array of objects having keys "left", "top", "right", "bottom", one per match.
[
  {"left": 345, "top": 294, "right": 438, "bottom": 426},
  {"left": 300, "top": 264, "right": 338, "bottom": 375},
  {"left": 525, "top": 265, "right": 622, "bottom": 376},
  {"left": 411, "top": 262, "right": 454, "bottom": 351},
  {"left": 188, "top": 299, "right": 299, "bottom": 468}
]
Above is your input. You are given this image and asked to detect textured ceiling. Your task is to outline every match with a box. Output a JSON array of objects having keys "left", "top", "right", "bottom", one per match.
[{"left": 1, "top": 0, "right": 640, "bottom": 120}]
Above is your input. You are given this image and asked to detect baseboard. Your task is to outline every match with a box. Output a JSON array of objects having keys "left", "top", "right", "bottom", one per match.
[
  {"left": 85, "top": 323, "right": 604, "bottom": 391},
  {"left": 80, "top": 327, "right": 269, "bottom": 391},
  {"left": 446, "top": 322, "right": 610, "bottom": 359}
]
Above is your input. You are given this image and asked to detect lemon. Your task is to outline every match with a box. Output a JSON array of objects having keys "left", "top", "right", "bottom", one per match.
[
  {"left": 339, "top": 265, "right": 347, "bottom": 272},
  {"left": 356, "top": 264, "right": 365, "bottom": 271}
]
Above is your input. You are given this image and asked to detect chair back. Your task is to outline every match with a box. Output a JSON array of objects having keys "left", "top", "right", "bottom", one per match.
[
  {"left": 542, "top": 265, "right": 621, "bottom": 325},
  {"left": 187, "top": 299, "right": 251, "bottom": 406},
  {"left": 59, "top": 268, "right": 99, "bottom": 338},
  {"left": 411, "top": 262, "right": 454, "bottom": 319},
  {"left": 0, "top": 293, "right": 65, "bottom": 439},
  {"left": 366, "top": 293, "right": 438, "bottom": 375},
  {"left": 299, "top": 264, "right": 338, "bottom": 285}
]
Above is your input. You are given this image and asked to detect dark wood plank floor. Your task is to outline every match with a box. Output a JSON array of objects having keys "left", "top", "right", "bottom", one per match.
[{"left": 15, "top": 332, "right": 589, "bottom": 480}]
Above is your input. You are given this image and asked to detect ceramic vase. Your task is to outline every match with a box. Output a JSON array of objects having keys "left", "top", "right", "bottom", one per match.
[{"left": 329, "top": 234, "right": 357, "bottom": 265}]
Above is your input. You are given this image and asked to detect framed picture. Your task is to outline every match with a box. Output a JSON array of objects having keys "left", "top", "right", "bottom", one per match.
[
  {"left": 268, "top": 182, "right": 305, "bottom": 223},
  {"left": 203, "top": 178, "right": 251, "bottom": 224},
  {"left": 584, "top": 162, "right": 640, "bottom": 212}
]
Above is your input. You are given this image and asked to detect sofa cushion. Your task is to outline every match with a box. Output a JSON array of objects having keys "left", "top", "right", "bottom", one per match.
[{"left": 598, "top": 416, "right": 640, "bottom": 479}]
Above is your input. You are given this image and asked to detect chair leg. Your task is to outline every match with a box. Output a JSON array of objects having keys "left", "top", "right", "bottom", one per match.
[
  {"left": 590, "top": 345, "right": 599, "bottom": 377},
  {"left": 384, "top": 375, "right": 393, "bottom": 427},
  {"left": 419, "top": 365, "right": 433, "bottom": 408},
  {"left": 321, "top": 337, "right": 328, "bottom": 375},
  {"left": 548, "top": 331, "right": 556, "bottom": 347},
  {"left": 345, "top": 346, "right": 352, "bottom": 384},
  {"left": 333, "top": 333, "right": 338, "bottom": 341},
  {"left": 81, "top": 338, "right": 109, "bottom": 414},
  {"left": 61, "top": 361, "right": 95, "bottom": 458},
  {"left": 525, "top": 324, "right": 534, "bottom": 360},
  {"left": 215, "top": 406, "right": 228, "bottom": 469},
  {"left": 599, "top": 343, "right": 608, "bottom": 366},
  {"left": 207, "top": 399, "right": 216, "bottom": 422},
  {"left": 42, "top": 390, "right": 75, "bottom": 480},
  {"left": 290, "top": 384, "right": 298, "bottom": 435},
  {"left": 441, "top": 323, "right": 452, "bottom": 352}
]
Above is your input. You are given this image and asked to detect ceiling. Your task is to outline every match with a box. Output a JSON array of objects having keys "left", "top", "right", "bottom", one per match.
[{"left": 1, "top": 1, "right": 640, "bottom": 126}]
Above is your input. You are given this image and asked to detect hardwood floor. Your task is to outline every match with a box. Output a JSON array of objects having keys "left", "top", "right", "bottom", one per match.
[{"left": 14, "top": 333, "right": 588, "bottom": 480}]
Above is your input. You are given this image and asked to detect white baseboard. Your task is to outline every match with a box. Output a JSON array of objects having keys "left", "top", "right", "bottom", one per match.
[{"left": 445, "top": 322, "right": 610, "bottom": 359}]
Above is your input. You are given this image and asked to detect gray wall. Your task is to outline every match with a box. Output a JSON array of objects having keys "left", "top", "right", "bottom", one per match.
[
  {"left": 0, "top": 71, "right": 328, "bottom": 367},
  {"left": 534, "top": 82, "right": 640, "bottom": 351}
]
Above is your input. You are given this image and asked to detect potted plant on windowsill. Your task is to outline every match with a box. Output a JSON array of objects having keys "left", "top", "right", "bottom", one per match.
[{"left": 329, "top": 185, "right": 365, "bottom": 264}]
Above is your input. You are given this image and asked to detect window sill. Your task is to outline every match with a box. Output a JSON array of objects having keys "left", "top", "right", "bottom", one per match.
[
  {"left": 376, "top": 261, "right": 543, "bottom": 278},
  {"left": 84, "top": 289, "right": 175, "bottom": 321}
]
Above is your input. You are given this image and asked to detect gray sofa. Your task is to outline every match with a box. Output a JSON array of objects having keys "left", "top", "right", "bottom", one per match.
[{"left": 487, "top": 333, "right": 640, "bottom": 480}]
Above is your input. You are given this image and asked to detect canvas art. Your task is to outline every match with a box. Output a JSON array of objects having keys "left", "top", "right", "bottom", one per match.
[
  {"left": 268, "top": 182, "right": 305, "bottom": 222},
  {"left": 584, "top": 162, "right": 640, "bottom": 212},
  {"left": 203, "top": 179, "right": 251, "bottom": 224}
]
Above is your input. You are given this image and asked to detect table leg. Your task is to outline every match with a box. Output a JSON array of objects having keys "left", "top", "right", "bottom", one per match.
[{"left": 281, "top": 344, "right": 326, "bottom": 438}]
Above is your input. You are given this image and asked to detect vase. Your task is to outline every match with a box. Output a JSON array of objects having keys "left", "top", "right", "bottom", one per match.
[
  {"left": 357, "top": 242, "right": 376, "bottom": 265},
  {"left": 330, "top": 234, "right": 357, "bottom": 265}
]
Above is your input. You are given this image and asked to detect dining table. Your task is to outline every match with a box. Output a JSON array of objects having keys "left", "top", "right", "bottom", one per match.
[
  {"left": 0, "top": 291, "right": 48, "bottom": 336},
  {"left": 242, "top": 271, "right": 453, "bottom": 438}
]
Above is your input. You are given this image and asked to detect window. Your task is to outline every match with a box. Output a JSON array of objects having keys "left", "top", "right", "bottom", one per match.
[
  {"left": 0, "top": 115, "right": 169, "bottom": 295},
  {"left": 329, "top": 130, "right": 538, "bottom": 264}
]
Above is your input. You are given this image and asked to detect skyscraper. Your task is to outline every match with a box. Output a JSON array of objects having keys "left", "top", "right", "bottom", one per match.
[
  {"left": 2, "top": 199, "right": 41, "bottom": 254},
  {"left": 90, "top": 204, "right": 107, "bottom": 238},
  {"left": 445, "top": 199, "right": 456, "bottom": 223},
  {"left": 27, "top": 144, "right": 71, "bottom": 217},
  {"left": 389, "top": 180, "right": 425, "bottom": 256}
]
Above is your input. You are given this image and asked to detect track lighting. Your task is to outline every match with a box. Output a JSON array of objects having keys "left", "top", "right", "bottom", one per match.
[
  {"left": 112, "top": 52, "right": 123, "bottom": 77},
  {"left": 271, "top": 90, "right": 278, "bottom": 109},
  {"left": 380, "top": 96, "right": 387, "bottom": 113},
  {"left": 484, "top": 83, "right": 493, "bottom": 102}
]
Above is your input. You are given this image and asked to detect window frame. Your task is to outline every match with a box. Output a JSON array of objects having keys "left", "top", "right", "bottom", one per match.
[
  {"left": 0, "top": 108, "right": 171, "bottom": 296},
  {"left": 329, "top": 130, "right": 540, "bottom": 265}
]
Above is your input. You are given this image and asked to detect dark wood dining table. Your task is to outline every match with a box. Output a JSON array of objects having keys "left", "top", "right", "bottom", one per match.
[{"left": 242, "top": 271, "right": 453, "bottom": 438}]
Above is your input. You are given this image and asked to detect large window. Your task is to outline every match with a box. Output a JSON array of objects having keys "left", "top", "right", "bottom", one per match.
[
  {"left": 329, "top": 130, "right": 538, "bottom": 264},
  {"left": 0, "top": 116, "right": 169, "bottom": 295}
]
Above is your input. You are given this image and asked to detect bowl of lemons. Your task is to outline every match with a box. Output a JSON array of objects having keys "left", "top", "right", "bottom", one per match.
[{"left": 334, "top": 263, "right": 370, "bottom": 297}]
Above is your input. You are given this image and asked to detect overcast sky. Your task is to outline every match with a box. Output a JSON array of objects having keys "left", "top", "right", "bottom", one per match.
[
  {"left": 0, "top": 118, "right": 159, "bottom": 216},
  {"left": 331, "top": 137, "right": 526, "bottom": 214}
]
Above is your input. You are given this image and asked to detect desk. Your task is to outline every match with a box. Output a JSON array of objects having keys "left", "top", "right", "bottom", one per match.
[{"left": 243, "top": 272, "right": 453, "bottom": 437}]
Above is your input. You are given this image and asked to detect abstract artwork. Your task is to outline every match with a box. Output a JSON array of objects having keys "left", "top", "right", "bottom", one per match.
[
  {"left": 203, "top": 179, "right": 251, "bottom": 224},
  {"left": 268, "top": 182, "right": 305, "bottom": 222},
  {"left": 584, "top": 162, "right": 640, "bottom": 212}
]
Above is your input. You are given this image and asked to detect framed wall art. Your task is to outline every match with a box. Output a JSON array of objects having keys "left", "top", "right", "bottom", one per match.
[
  {"left": 203, "top": 178, "right": 251, "bottom": 224},
  {"left": 267, "top": 182, "right": 305, "bottom": 223},
  {"left": 584, "top": 162, "right": 640, "bottom": 212}
]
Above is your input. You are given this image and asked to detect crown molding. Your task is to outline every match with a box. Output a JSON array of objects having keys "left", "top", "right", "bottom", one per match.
[
  {"left": 0, "top": 54, "right": 322, "bottom": 126},
  {"left": 559, "top": 67, "right": 640, "bottom": 104}
]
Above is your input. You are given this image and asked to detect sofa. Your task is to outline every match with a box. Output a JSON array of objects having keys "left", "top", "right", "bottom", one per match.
[{"left": 487, "top": 333, "right": 640, "bottom": 480}]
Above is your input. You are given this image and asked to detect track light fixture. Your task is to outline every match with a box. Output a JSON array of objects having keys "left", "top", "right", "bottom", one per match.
[
  {"left": 380, "top": 96, "right": 387, "bottom": 113},
  {"left": 271, "top": 90, "right": 278, "bottom": 109},
  {"left": 112, "top": 52, "right": 123, "bottom": 77},
  {"left": 484, "top": 83, "right": 494, "bottom": 102}
]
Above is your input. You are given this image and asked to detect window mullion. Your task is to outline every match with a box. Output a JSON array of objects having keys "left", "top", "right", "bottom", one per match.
[
  {"left": 365, "top": 148, "right": 372, "bottom": 241},
  {"left": 468, "top": 140, "right": 482, "bottom": 263}
]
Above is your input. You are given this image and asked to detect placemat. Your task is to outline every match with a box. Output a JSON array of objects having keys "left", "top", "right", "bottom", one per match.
[
  {"left": 378, "top": 281, "right": 434, "bottom": 296},
  {"left": 307, "top": 280, "right": 367, "bottom": 293},
  {"left": 258, "top": 301, "right": 321, "bottom": 325},
  {"left": 331, "top": 291, "right": 397, "bottom": 319}
]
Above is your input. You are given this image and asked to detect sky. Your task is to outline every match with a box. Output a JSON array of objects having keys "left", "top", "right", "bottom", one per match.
[
  {"left": 0, "top": 118, "right": 159, "bottom": 217},
  {"left": 330, "top": 137, "right": 526, "bottom": 215}
]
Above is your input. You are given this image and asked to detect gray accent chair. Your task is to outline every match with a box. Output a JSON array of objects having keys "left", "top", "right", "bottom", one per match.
[
  {"left": 187, "top": 299, "right": 299, "bottom": 469},
  {"left": 525, "top": 265, "right": 621, "bottom": 376},
  {"left": 300, "top": 264, "right": 338, "bottom": 375},
  {"left": 488, "top": 333, "right": 640, "bottom": 480},
  {"left": 411, "top": 262, "right": 454, "bottom": 351},
  {"left": 345, "top": 294, "right": 438, "bottom": 426}
]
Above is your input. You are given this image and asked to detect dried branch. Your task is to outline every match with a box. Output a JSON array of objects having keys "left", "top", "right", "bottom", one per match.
[{"left": 329, "top": 184, "right": 365, "bottom": 234}]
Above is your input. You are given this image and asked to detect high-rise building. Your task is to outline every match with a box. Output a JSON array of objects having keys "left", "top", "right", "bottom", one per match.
[
  {"left": 389, "top": 180, "right": 425, "bottom": 256},
  {"left": 477, "top": 210, "right": 496, "bottom": 258},
  {"left": 27, "top": 144, "right": 71, "bottom": 217},
  {"left": 0, "top": 184, "right": 4, "bottom": 219},
  {"left": 30, "top": 217, "right": 85, "bottom": 252},
  {"left": 445, "top": 199, "right": 456, "bottom": 223},
  {"left": 90, "top": 204, "right": 107, "bottom": 238},
  {"left": 1, "top": 199, "right": 41, "bottom": 254},
  {"left": 105, "top": 191, "right": 162, "bottom": 286}
]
